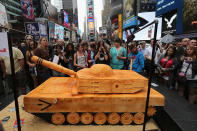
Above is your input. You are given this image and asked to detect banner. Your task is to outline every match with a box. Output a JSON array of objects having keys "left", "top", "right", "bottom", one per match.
[
  {"left": 118, "top": 14, "right": 122, "bottom": 39},
  {"left": 24, "top": 22, "right": 40, "bottom": 41},
  {"left": 20, "top": 0, "right": 35, "bottom": 20},
  {"left": 133, "top": 12, "right": 162, "bottom": 41},
  {"left": 0, "top": 32, "right": 9, "bottom": 57},
  {"left": 54, "top": 24, "right": 64, "bottom": 40},
  {"left": 123, "top": 0, "right": 137, "bottom": 29},
  {"left": 63, "top": 10, "right": 70, "bottom": 28},
  {"left": 0, "top": 3, "right": 8, "bottom": 27},
  {"left": 49, "top": 21, "right": 55, "bottom": 40},
  {"left": 39, "top": 23, "right": 47, "bottom": 37},
  {"left": 162, "top": 10, "right": 177, "bottom": 36}
]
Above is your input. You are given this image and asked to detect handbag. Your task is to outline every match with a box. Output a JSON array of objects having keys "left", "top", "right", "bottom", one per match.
[{"left": 178, "top": 63, "right": 191, "bottom": 83}]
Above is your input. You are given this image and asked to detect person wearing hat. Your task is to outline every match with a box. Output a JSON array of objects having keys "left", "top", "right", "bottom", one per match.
[
  {"left": 128, "top": 42, "right": 144, "bottom": 73},
  {"left": 109, "top": 38, "right": 127, "bottom": 69}
]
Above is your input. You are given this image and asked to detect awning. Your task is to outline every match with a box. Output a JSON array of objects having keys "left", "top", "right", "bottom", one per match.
[
  {"left": 8, "top": 0, "right": 21, "bottom": 6},
  {"left": 175, "top": 33, "right": 197, "bottom": 39},
  {"left": 7, "top": 10, "right": 20, "bottom": 17}
]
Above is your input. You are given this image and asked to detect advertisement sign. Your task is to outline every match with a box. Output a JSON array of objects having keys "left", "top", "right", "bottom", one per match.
[
  {"left": 89, "top": 18, "right": 94, "bottom": 22},
  {"left": 89, "top": 22, "right": 94, "bottom": 29},
  {"left": 20, "top": 0, "right": 35, "bottom": 20},
  {"left": 183, "top": 0, "right": 197, "bottom": 33},
  {"left": 49, "top": 21, "right": 55, "bottom": 40},
  {"left": 87, "top": 0, "right": 94, "bottom": 36},
  {"left": 133, "top": 12, "right": 162, "bottom": 41},
  {"left": 54, "top": 24, "right": 64, "bottom": 40},
  {"left": 25, "top": 22, "right": 40, "bottom": 41},
  {"left": 0, "top": 32, "right": 9, "bottom": 57},
  {"left": 123, "top": 0, "right": 137, "bottom": 29},
  {"left": 156, "top": 0, "right": 181, "bottom": 16},
  {"left": 118, "top": 14, "right": 122, "bottom": 39},
  {"left": 39, "top": 23, "right": 47, "bottom": 37},
  {"left": 63, "top": 10, "right": 70, "bottom": 28},
  {"left": 162, "top": 10, "right": 177, "bottom": 36},
  {"left": 0, "top": 3, "right": 8, "bottom": 27}
]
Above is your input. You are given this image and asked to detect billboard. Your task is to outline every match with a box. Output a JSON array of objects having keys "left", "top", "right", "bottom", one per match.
[
  {"left": 39, "top": 23, "right": 47, "bottom": 37},
  {"left": 123, "top": 0, "right": 137, "bottom": 29},
  {"left": 24, "top": 22, "right": 40, "bottom": 41},
  {"left": 118, "top": 14, "right": 122, "bottom": 39},
  {"left": 54, "top": 24, "right": 64, "bottom": 40},
  {"left": 0, "top": 3, "right": 8, "bottom": 27},
  {"left": 156, "top": 0, "right": 183, "bottom": 34},
  {"left": 49, "top": 21, "right": 55, "bottom": 40},
  {"left": 162, "top": 10, "right": 177, "bottom": 36},
  {"left": 87, "top": 0, "right": 94, "bottom": 36},
  {"left": 20, "top": 0, "right": 35, "bottom": 20},
  {"left": 89, "top": 22, "right": 94, "bottom": 29},
  {"left": 63, "top": 10, "right": 70, "bottom": 28},
  {"left": 183, "top": 0, "right": 197, "bottom": 33},
  {"left": 133, "top": 12, "right": 162, "bottom": 41},
  {"left": 0, "top": 32, "right": 9, "bottom": 57}
]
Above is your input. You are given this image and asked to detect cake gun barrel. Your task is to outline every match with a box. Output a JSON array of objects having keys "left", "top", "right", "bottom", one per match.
[{"left": 31, "top": 56, "right": 76, "bottom": 77}]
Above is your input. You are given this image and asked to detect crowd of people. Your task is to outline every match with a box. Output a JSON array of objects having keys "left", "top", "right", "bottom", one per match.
[{"left": 0, "top": 35, "right": 196, "bottom": 105}]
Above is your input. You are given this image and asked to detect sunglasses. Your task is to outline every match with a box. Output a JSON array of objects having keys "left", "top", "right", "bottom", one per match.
[{"left": 26, "top": 39, "right": 32, "bottom": 40}]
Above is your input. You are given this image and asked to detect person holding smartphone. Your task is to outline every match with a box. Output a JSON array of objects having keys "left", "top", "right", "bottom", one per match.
[{"left": 109, "top": 38, "right": 127, "bottom": 69}]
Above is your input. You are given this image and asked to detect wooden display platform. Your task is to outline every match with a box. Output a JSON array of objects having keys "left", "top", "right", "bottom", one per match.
[
  {"left": 24, "top": 77, "right": 164, "bottom": 113},
  {"left": 0, "top": 96, "right": 160, "bottom": 131}
]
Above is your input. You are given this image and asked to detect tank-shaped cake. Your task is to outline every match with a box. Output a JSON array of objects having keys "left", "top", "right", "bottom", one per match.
[{"left": 24, "top": 56, "right": 165, "bottom": 125}]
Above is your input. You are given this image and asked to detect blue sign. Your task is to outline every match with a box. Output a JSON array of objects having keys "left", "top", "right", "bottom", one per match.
[
  {"left": 123, "top": 16, "right": 137, "bottom": 29},
  {"left": 156, "top": 0, "right": 184, "bottom": 34},
  {"left": 25, "top": 22, "right": 40, "bottom": 41},
  {"left": 89, "top": 18, "right": 93, "bottom": 22}
]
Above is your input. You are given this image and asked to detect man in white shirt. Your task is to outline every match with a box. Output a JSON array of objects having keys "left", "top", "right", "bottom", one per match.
[
  {"left": 144, "top": 39, "right": 161, "bottom": 64},
  {"left": 144, "top": 39, "right": 161, "bottom": 75}
]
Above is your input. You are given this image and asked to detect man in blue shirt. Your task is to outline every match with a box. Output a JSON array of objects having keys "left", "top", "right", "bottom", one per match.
[{"left": 128, "top": 43, "right": 144, "bottom": 73}]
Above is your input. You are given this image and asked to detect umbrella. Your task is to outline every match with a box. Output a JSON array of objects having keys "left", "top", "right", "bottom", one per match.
[{"left": 161, "top": 34, "right": 175, "bottom": 44}]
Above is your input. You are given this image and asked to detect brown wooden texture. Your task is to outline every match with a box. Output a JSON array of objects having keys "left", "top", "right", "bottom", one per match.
[
  {"left": 1, "top": 95, "right": 161, "bottom": 130},
  {"left": 120, "top": 113, "right": 133, "bottom": 125},
  {"left": 51, "top": 113, "right": 65, "bottom": 125},
  {"left": 77, "top": 67, "right": 148, "bottom": 94},
  {"left": 130, "top": 59, "right": 133, "bottom": 70},
  {"left": 24, "top": 77, "right": 164, "bottom": 113},
  {"left": 31, "top": 56, "right": 76, "bottom": 77},
  {"left": 107, "top": 113, "right": 120, "bottom": 125},
  {"left": 94, "top": 113, "right": 107, "bottom": 125},
  {"left": 66, "top": 112, "right": 80, "bottom": 124},
  {"left": 31, "top": 57, "right": 147, "bottom": 94},
  {"left": 133, "top": 112, "right": 144, "bottom": 125},
  {"left": 147, "top": 107, "right": 157, "bottom": 117},
  {"left": 81, "top": 113, "right": 93, "bottom": 124}
]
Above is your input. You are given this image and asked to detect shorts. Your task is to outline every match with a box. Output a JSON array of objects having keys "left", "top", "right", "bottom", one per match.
[{"left": 6, "top": 70, "right": 26, "bottom": 89}]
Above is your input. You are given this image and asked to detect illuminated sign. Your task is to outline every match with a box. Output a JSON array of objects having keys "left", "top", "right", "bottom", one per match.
[{"left": 118, "top": 14, "right": 122, "bottom": 39}]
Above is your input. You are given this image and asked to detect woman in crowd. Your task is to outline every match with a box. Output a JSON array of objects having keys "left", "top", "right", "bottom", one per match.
[
  {"left": 161, "top": 43, "right": 174, "bottom": 55},
  {"left": 87, "top": 44, "right": 96, "bottom": 68},
  {"left": 52, "top": 45, "right": 67, "bottom": 77},
  {"left": 26, "top": 40, "right": 38, "bottom": 89},
  {"left": 157, "top": 46, "right": 176, "bottom": 88},
  {"left": 128, "top": 42, "right": 144, "bottom": 73},
  {"left": 95, "top": 40, "right": 109, "bottom": 65},
  {"left": 65, "top": 43, "right": 75, "bottom": 70},
  {"left": 177, "top": 45, "right": 197, "bottom": 104},
  {"left": 110, "top": 39, "right": 127, "bottom": 69},
  {"left": 34, "top": 37, "right": 51, "bottom": 85},
  {"left": 74, "top": 44, "right": 87, "bottom": 71}
]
